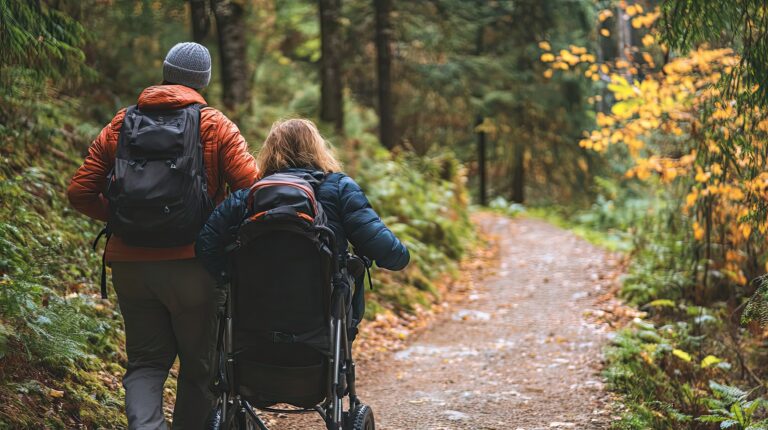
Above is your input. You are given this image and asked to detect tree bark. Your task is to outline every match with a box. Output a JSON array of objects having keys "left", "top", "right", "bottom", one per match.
[
  {"left": 211, "top": 0, "right": 250, "bottom": 112},
  {"left": 474, "top": 24, "right": 487, "bottom": 206},
  {"left": 319, "top": 0, "right": 344, "bottom": 133},
  {"left": 511, "top": 140, "right": 525, "bottom": 203},
  {"left": 476, "top": 116, "right": 487, "bottom": 206},
  {"left": 374, "top": 0, "right": 395, "bottom": 149},
  {"left": 189, "top": 0, "right": 210, "bottom": 43},
  {"left": 616, "top": 3, "right": 633, "bottom": 79}
]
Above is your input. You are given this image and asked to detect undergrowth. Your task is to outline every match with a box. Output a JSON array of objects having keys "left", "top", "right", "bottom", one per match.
[
  {"left": 0, "top": 72, "right": 126, "bottom": 428},
  {"left": 347, "top": 116, "right": 474, "bottom": 314},
  {"left": 544, "top": 177, "right": 768, "bottom": 429}
]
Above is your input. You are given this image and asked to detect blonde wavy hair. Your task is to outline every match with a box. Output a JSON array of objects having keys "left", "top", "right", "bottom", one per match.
[{"left": 256, "top": 118, "right": 342, "bottom": 176}]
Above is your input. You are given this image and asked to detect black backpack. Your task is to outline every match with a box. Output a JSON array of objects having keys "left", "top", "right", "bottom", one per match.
[
  {"left": 233, "top": 171, "right": 332, "bottom": 251},
  {"left": 94, "top": 103, "right": 213, "bottom": 298},
  {"left": 105, "top": 103, "right": 213, "bottom": 246}
]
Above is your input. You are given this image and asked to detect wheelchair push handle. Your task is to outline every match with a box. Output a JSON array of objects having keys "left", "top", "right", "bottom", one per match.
[
  {"left": 346, "top": 253, "right": 374, "bottom": 291},
  {"left": 346, "top": 253, "right": 371, "bottom": 276}
]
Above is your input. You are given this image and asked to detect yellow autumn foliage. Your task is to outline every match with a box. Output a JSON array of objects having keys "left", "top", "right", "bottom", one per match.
[{"left": 546, "top": 6, "right": 768, "bottom": 288}]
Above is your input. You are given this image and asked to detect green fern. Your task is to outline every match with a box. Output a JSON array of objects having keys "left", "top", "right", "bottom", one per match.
[
  {"left": 741, "top": 276, "right": 768, "bottom": 327},
  {"left": 709, "top": 381, "right": 749, "bottom": 405},
  {"left": 698, "top": 381, "right": 767, "bottom": 430},
  {"left": 0, "top": 0, "right": 91, "bottom": 82}
]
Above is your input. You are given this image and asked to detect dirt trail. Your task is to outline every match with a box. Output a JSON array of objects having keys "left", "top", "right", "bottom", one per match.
[{"left": 269, "top": 215, "right": 619, "bottom": 429}]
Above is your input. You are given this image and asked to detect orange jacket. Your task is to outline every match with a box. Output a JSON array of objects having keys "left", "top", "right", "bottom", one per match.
[{"left": 67, "top": 85, "right": 258, "bottom": 262}]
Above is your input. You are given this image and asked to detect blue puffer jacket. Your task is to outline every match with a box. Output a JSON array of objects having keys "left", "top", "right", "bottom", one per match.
[{"left": 195, "top": 168, "right": 410, "bottom": 279}]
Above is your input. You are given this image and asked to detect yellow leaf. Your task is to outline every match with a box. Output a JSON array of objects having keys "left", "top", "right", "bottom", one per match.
[
  {"left": 598, "top": 9, "right": 613, "bottom": 22},
  {"left": 611, "top": 102, "right": 633, "bottom": 117},
  {"left": 570, "top": 45, "right": 587, "bottom": 55},
  {"left": 647, "top": 299, "right": 675, "bottom": 308},
  {"left": 474, "top": 118, "right": 497, "bottom": 134},
  {"left": 596, "top": 112, "right": 614, "bottom": 127},
  {"left": 701, "top": 355, "right": 722, "bottom": 368},
  {"left": 600, "top": 28, "right": 611, "bottom": 37},
  {"left": 610, "top": 131, "right": 624, "bottom": 143},
  {"left": 672, "top": 349, "right": 692, "bottom": 362},
  {"left": 540, "top": 53, "right": 555, "bottom": 62},
  {"left": 543, "top": 69, "right": 553, "bottom": 79},
  {"left": 49, "top": 389, "right": 65, "bottom": 398},
  {"left": 642, "top": 52, "right": 655, "bottom": 67},
  {"left": 693, "top": 222, "right": 705, "bottom": 241},
  {"left": 538, "top": 41, "right": 551, "bottom": 51},
  {"left": 685, "top": 192, "right": 698, "bottom": 208},
  {"left": 561, "top": 50, "right": 580, "bottom": 66},
  {"left": 741, "top": 224, "right": 752, "bottom": 239},
  {"left": 661, "top": 167, "right": 678, "bottom": 181},
  {"left": 694, "top": 167, "right": 711, "bottom": 183},
  {"left": 642, "top": 34, "right": 655, "bottom": 47},
  {"left": 608, "top": 75, "right": 636, "bottom": 100}
]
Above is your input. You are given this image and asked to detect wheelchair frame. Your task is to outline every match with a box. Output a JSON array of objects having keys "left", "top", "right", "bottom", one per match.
[{"left": 209, "top": 266, "right": 369, "bottom": 430}]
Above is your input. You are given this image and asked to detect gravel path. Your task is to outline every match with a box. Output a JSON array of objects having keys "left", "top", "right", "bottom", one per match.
[{"left": 267, "top": 215, "right": 617, "bottom": 429}]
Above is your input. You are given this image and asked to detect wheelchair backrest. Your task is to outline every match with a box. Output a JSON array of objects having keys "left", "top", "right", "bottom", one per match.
[{"left": 231, "top": 227, "right": 333, "bottom": 338}]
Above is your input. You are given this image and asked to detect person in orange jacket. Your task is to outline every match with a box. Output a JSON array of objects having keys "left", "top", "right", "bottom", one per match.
[{"left": 67, "top": 42, "right": 258, "bottom": 429}]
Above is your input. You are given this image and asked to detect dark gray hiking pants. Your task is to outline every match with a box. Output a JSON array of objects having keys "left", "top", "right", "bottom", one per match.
[{"left": 112, "top": 259, "right": 219, "bottom": 430}]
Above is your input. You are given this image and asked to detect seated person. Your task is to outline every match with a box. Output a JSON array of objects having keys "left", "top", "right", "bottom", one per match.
[{"left": 196, "top": 118, "right": 410, "bottom": 281}]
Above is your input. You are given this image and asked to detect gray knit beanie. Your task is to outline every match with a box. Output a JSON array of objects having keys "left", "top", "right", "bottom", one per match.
[{"left": 163, "top": 42, "right": 212, "bottom": 89}]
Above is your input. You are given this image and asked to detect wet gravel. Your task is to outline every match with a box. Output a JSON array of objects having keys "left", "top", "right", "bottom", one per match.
[{"left": 267, "top": 216, "right": 616, "bottom": 429}]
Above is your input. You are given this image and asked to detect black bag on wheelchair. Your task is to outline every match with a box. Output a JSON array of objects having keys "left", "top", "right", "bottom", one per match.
[{"left": 228, "top": 170, "right": 337, "bottom": 408}]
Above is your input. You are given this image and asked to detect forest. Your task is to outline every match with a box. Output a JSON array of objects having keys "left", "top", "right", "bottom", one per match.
[{"left": 3, "top": 0, "right": 768, "bottom": 429}]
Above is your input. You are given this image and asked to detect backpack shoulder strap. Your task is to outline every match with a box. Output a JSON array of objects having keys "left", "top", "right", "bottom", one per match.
[
  {"left": 187, "top": 102, "right": 207, "bottom": 111},
  {"left": 115, "top": 105, "right": 138, "bottom": 159},
  {"left": 91, "top": 227, "right": 112, "bottom": 299}
]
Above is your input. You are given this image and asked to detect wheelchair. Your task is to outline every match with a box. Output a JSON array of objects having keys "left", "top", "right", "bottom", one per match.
[{"left": 206, "top": 219, "right": 375, "bottom": 430}]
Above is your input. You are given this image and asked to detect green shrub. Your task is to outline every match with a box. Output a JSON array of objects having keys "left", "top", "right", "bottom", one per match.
[{"left": 352, "top": 134, "right": 475, "bottom": 314}]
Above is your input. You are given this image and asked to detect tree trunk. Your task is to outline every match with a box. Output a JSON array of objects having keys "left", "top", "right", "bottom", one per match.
[
  {"left": 374, "top": 0, "right": 395, "bottom": 149},
  {"left": 319, "top": 0, "right": 344, "bottom": 134},
  {"left": 476, "top": 116, "right": 487, "bottom": 206},
  {"left": 616, "top": 3, "right": 632, "bottom": 79},
  {"left": 211, "top": 0, "right": 250, "bottom": 112},
  {"left": 511, "top": 140, "right": 525, "bottom": 203},
  {"left": 189, "top": 0, "right": 210, "bottom": 43},
  {"left": 474, "top": 25, "right": 487, "bottom": 206}
]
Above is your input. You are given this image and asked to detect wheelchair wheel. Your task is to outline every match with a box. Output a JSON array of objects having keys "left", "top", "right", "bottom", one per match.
[
  {"left": 206, "top": 402, "right": 259, "bottom": 430},
  {"left": 349, "top": 404, "right": 375, "bottom": 430}
]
